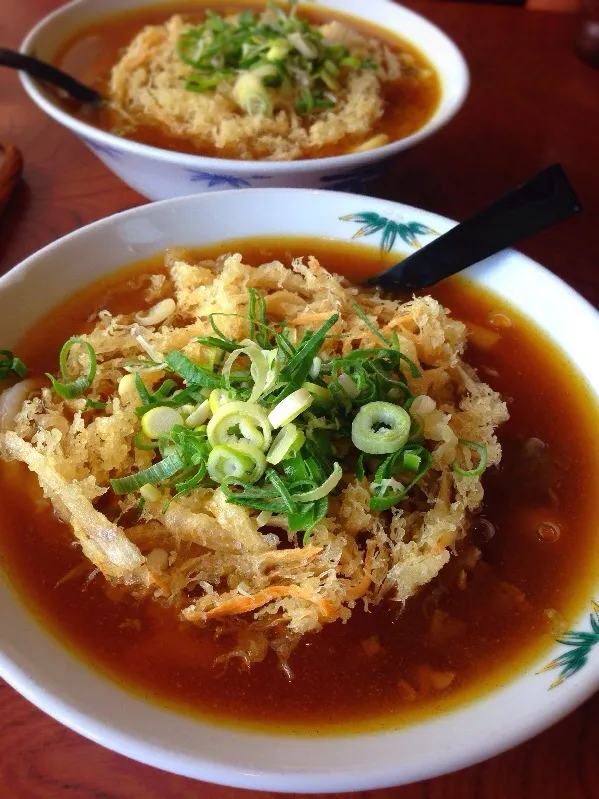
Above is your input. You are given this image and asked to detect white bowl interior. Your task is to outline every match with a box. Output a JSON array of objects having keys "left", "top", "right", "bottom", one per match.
[{"left": 1, "top": 189, "right": 598, "bottom": 792}]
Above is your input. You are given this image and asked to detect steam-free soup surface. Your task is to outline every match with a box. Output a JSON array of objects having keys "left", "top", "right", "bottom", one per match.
[
  {"left": 1, "top": 237, "right": 598, "bottom": 733},
  {"left": 53, "top": 4, "right": 440, "bottom": 160}
]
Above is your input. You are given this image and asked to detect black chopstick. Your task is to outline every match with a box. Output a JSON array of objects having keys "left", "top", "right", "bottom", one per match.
[
  {"left": 0, "top": 47, "right": 104, "bottom": 105},
  {"left": 366, "top": 164, "right": 582, "bottom": 292}
]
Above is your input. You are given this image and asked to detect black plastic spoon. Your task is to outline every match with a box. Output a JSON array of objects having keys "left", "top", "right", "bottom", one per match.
[
  {"left": 366, "top": 164, "right": 581, "bottom": 291},
  {"left": 0, "top": 47, "right": 103, "bottom": 105}
]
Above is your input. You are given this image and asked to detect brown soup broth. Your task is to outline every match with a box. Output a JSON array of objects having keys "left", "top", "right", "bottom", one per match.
[
  {"left": 1, "top": 237, "right": 598, "bottom": 735},
  {"left": 53, "top": 3, "right": 441, "bottom": 159}
]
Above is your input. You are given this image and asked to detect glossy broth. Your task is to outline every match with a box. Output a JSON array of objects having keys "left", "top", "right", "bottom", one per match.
[
  {"left": 53, "top": 3, "right": 441, "bottom": 160},
  {"left": 1, "top": 237, "right": 598, "bottom": 734}
]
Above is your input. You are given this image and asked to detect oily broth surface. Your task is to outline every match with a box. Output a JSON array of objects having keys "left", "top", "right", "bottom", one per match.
[
  {"left": 1, "top": 237, "right": 598, "bottom": 734},
  {"left": 53, "top": 3, "right": 441, "bottom": 159}
]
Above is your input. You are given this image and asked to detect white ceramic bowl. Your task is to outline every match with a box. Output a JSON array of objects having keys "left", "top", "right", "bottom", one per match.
[
  {"left": 20, "top": 0, "right": 469, "bottom": 200},
  {"left": 1, "top": 189, "right": 599, "bottom": 792}
]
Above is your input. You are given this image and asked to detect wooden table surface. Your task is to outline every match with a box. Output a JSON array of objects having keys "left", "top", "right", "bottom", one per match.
[{"left": 2, "top": 1, "right": 599, "bottom": 797}]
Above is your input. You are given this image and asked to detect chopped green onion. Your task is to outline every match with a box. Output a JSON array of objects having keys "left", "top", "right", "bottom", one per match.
[
  {"left": 83, "top": 398, "right": 107, "bottom": 411},
  {"left": 141, "top": 406, "right": 184, "bottom": 440},
  {"left": 195, "top": 336, "right": 239, "bottom": 354},
  {"left": 122, "top": 357, "right": 164, "bottom": 373},
  {"left": 222, "top": 341, "right": 269, "bottom": 403},
  {"left": 402, "top": 451, "right": 421, "bottom": 472},
  {"left": 46, "top": 338, "right": 97, "bottom": 399},
  {"left": 110, "top": 451, "right": 184, "bottom": 494},
  {"left": 134, "top": 373, "right": 152, "bottom": 405},
  {"left": 302, "top": 381, "right": 332, "bottom": 406},
  {"left": 207, "top": 442, "right": 266, "bottom": 484},
  {"left": 291, "top": 462, "right": 342, "bottom": 502},
  {"left": 337, "top": 372, "right": 359, "bottom": 399},
  {"left": 266, "top": 469, "right": 298, "bottom": 514},
  {"left": 208, "top": 400, "right": 272, "bottom": 450},
  {"left": 279, "top": 314, "right": 338, "bottom": 392},
  {"left": 268, "top": 387, "right": 313, "bottom": 429},
  {"left": 370, "top": 446, "right": 432, "bottom": 511},
  {"left": 0, "top": 350, "right": 28, "bottom": 381},
  {"left": 247, "top": 288, "right": 270, "bottom": 349},
  {"left": 164, "top": 350, "right": 223, "bottom": 389},
  {"left": 267, "top": 423, "right": 305, "bottom": 465},
  {"left": 352, "top": 401, "right": 411, "bottom": 455},
  {"left": 356, "top": 452, "right": 366, "bottom": 481},
  {"left": 140, "top": 484, "right": 161, "bottom": 503},
  {"left": 266, "top": 39, "right": 291, "bottom": 61},
  {"left": 408, "top": 412, "right": 424, "bottom": 443},
  {"left": 133, "top": 431, "right": 159, "bottom": 451},
  {"left": 353, "top": 304, "right": 391, "bottom": 346},
  {"left": 135, "top": 298, "right": 176, "bottom": 327},
  {"left": 232, "top": 72, "right": 273, "bottom": 116},
  {"left": 184, "top": 399, "right": 211, "bottom": 427},
  {"left": 309, "top": 356, "right": 322, "bottom": 379},
  {"left": 176, "top": 4, "right": 376, "bottom": 120},
  {"left": 452, "top": 440, "right": 488, "bottom": 477}
]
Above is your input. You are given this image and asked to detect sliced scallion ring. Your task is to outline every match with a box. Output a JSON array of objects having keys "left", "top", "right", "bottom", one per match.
[
  {"left": 207, "top": 400, "right": 272, "bottom": 450},
  {"left": 134, "top": 298, "right": 176, "bottom": 327},
  {"left": 46, "top": 337, "right": 97, "bottom": 399},
  {"left": 266, "top": 423, "right": 305, "bottom": 465},
  {"left": 309, "top": 356, "right": 322, "bottom": 379},
  {"left": 238, "top": 417, "right": 265, "bottom": 449},
  {"left": 452, "top": 439, "right": 488, "bottom": 477},
  {"left": 351, "top": 401, "right": 411, "bottom": 455},
  {"left": 184, "top": 399, "right": 211, "bottom": 427},
  {"left": 141, "top": 406, "right": 184, "bottom": 440},
  {"left": 303, "top": 381, "right": 333, "bottom": 406},
  {"left": 262, "top": 348, "right": 280, "bottom": 396},
  {"left": 337, "top": 372, "right": 359, "bottom": 399},
  {"left": 232, "top": 72, "right": 273, "bottom": 116},
  {"left": 268, "top": 387, "right": 313, "bottom": 429},
  {"left": 139, "top": 484, "right": 161, "bottom": 503},
  {"left": 207, "top": 442, "right": 266, "bottom": 484},
  {"left": 209, "top": 388, "right": 233, "bottom": 415},
  {"left": 222, "top": 340, "right": 269, "bottom": 403}
]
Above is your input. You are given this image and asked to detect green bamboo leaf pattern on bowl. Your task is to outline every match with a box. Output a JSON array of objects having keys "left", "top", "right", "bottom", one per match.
[
  {"left": 539, "top": 601, "right": 599, "bottom": 688},
  {"left": 340, "top": 212, "right": 437, "bottom": 252}
]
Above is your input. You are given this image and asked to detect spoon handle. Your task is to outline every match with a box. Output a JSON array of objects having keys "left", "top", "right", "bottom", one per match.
[
  {"left": 0, "top": 48, "right": 103, "bottom": 105},
  {"left": 368, "top": 164, "right": 582, "bottom": 291}
]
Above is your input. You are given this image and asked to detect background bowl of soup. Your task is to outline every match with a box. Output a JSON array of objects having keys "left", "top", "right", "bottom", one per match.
[
  {"left": 19, "top": 0, "right": 469, "bottom": 200},
  {"left": 1, "top": 188, "right": 599, "bottom": 791}
]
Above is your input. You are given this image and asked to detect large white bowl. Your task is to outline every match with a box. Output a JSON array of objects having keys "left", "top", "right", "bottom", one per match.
[
  {"left": 1, "top": 189, "right": 598, "bottom": 792},
  {"left": 20, "top": 0, "right": 469, "bottom": 200}
]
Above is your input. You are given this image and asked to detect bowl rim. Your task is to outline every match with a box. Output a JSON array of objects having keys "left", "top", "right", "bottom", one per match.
[
  {"left": 19, "top": 0, "right": 470, "bottom": 173},
  {"left": 1, "top": 188, "right": 598, "bottom": 792}
]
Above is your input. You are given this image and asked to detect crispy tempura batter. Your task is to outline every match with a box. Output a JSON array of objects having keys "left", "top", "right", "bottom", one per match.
[
  {"left": 0, "top": 252, "right": 508, "bottom": 667},
  {"left": 109, "top": 15, "right": 411, "bottom": 160}
]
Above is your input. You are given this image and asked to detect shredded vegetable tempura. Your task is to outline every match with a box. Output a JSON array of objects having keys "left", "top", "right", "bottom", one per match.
[
  {"left": 108, "top": 6, "right": 425, "bottom": 160},
  {"left": 0, "top": 252, "right": 508, "bottom": 670}
]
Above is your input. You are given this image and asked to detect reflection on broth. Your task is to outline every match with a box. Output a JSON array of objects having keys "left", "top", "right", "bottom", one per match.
[
  {"left": 0, "top": 237, "right": 598, "bottom": 734},
  {"left": 54, "top": 3, "right": 440, "bottom": 160}
]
